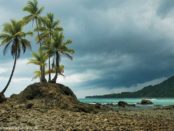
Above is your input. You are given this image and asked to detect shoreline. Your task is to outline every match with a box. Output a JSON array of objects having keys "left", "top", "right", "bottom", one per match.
[
  {"left": 0, "top": 102, "right": 174, "bottom": 130},
  {"left": 79, "top": 98, "right": 174, "bottom": 107}
]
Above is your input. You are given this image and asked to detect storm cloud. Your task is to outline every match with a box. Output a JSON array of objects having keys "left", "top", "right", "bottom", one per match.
[{"left": 0, "top": 0, "right": 174, "bottom": 97}]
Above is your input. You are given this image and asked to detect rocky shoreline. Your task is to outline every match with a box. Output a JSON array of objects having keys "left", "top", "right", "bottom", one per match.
[
  {"left": 0, "top": 83, "right": 174, "bottom": 130},
  {"left": 0, "top": 102, "right": 174, "bottom": 130}
]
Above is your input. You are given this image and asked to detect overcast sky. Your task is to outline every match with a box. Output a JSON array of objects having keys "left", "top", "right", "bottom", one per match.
[{"left": 0, "top": 0, "right": 174, "bottom": 98}]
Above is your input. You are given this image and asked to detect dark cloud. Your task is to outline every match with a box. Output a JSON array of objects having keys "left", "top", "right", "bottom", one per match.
[
  {"left": 157, "top": 0, "right": 174, "bottom": 17},
  {"left": 1, "top": 0, "right": 174, "bottom": 97}
]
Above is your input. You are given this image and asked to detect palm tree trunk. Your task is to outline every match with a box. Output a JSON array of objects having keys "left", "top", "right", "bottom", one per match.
[
  {"left": 48, "top": 32, "right": 52, "bottom": 82},
  {"left": 52, "top": 52, "right": 59, "bottom": 83},
  {"left": 42, "top": 65, "right": 46, "bottom": 82},
  {"left": 1, "top": 54, "right": 17, "bottom": 94},
  {"left": 48, "top": 57, "right": 51, "bottom": 82},
  {"left": 40, "top": 66, "right": 42, "bottom": 82},
  {"left": 40, "top": 65, "right": 47, "bottom": 83},
  {"left": 36, "top": 20, "right": 46, "bottom": 82}
]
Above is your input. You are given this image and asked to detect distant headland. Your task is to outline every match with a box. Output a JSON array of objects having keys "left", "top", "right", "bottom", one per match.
[{"left": 86, "top": 76, "right": 174, "bottom": 98}]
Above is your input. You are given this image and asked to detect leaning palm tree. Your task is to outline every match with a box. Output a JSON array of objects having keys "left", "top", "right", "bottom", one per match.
[
  {"left": 38, "top": 13, "right": 62, "bottom": 82},
  {"left": 51, "top": 32, "right": 74, "bottom": 83},
  {"left": 0, "top": 20, "right": 32, "bottom": 101},
  {"left": 28, "top": 49, "right": 47, "bottom": 82}
]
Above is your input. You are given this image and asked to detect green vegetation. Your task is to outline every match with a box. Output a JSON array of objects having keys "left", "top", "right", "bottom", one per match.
[
  {"left": 86, "top": 76, "right": 174, "bottom": 98},
  {"left": 0, "top": 20, "right": 32, "bottom": 95},
  {"left": 0, "top": 0, "right": 74, "bottom": 102}
]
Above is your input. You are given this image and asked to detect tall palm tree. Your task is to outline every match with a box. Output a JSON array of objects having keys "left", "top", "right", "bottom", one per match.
[
  {"left": 41, "top": 39, "right": 55, "bottom": 82},
  {"left": 51, "top": 32, "right": 74, "bottom": 83},
  {"left": 28, "top": 49, "right": 47, "bottom": 82},
  {"left": 38, "top": 13, "right": 62, "bottom": 82},
  {"left": 23, "top": 0, "right": 44, "bottom": 28},
  {"left": 0, "top": 20, "right": 32, "bottom": 97},
  {"left": 23, "top": 0, "right": 45, "bottom": 82}
]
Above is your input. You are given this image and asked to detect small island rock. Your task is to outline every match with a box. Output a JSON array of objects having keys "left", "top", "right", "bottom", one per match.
[
  {"left": 118, "top": 101, "right": 128, "bottom": 107},
  {"left": 140, "top": 99, "right": 153, "bottom": 105}
]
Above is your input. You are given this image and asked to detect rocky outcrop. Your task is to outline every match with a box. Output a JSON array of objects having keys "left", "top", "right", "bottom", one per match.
[
  {"left": 140, "top": 99, "right": 153, "bottom": 105},
  {"left": 118, "top": 101, "right": 128, "bottom": 107},
  {"left": 9, "top": 83, "right": 78, "bottom": 111},
  {"left": 8, "top": 83, "right": 109, "bottom": 113},
  {"left": 117, "top": 101, "right": 135, "bottom": 107}
]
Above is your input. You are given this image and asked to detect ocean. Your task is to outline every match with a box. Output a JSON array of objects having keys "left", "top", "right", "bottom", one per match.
[{"left": 79, "top": 98, "right": 174, "bottom": 106}]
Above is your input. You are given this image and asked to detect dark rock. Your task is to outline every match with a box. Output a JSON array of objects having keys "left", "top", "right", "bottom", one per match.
[
  {"left": 26, "top": 103, "right": 33, "bottom": 109},
  {"left": 140, "top": 99, "right": 153, "bottom": 105},
  {"left": 9, "top": 83, "right": 109, "bottom": 113},
  {"left": 15, "top": 83, "right": 78, "bottom": 109},
  {"left": 95, "top": 103, "right": 101, "bottom": 109},
  {"left": 72, "top": 103, "right": 97, "bottom": 113},
  {"left": 118, "top": 101, "right": 128, "bottom": 107}
]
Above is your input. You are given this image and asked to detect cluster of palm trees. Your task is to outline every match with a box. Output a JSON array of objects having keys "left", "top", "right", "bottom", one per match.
[{"left": 0, "top": 0, "right": 74, "bottom": 102}]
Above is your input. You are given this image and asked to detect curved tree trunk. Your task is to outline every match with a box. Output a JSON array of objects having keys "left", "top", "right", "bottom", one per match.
[
  {"left": 51, "top": 52, "right": 59, "bottom": 83},
  {"left": 1, "top": 54, "right": 17, "bottom": 94}
]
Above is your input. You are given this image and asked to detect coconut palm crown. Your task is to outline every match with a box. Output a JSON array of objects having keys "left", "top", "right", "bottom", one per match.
[
  {"left": 28, "top": 49, "right": 48, "bottom": 82},
  {"left": 37, "top": 13, "right": 63, "bottom": 82},
  {"left": 23, "top": 0, "right": 44, "bottom": 25},
  {"left": 0, "top": 20, "right": 32, "bottom": 94},
  {"left": 51, "top": 32, "right": 75, "bottom": 83}
]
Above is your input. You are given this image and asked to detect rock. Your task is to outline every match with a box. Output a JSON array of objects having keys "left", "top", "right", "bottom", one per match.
[
  {"left": 8, "top": 83, "right": 106, "bottom": 113},
  {"left": 15, "top": 83, "right": 78, "bottom": 110},
  {"left": 0, "top": 109, "right": 6, "bottom": 114},
  {"left": 26, "top": 103, "right": 33, "bottom": 109},
  {"left": 10, "top": 94, "right": 18, "bottom": 99},
  {"left": 140, "top": 99, "right": 153, "bottom": 105},
  {"left": 118, "top": 101, "right": 128, "bottom": 107},
  {"left": 95, "top": 103, "right": 101, "bottom": 109}
]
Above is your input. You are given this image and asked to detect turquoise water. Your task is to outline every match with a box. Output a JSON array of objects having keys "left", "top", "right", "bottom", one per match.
[{"left": 79, "top": 98, "right": 174, "bottom": 106}]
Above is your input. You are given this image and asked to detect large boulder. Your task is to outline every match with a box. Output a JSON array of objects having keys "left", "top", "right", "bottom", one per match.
[
  {"left": 140, "top": 99, "right": 153, "bottom": 105},
  {"left": 118, "top": 101, "right": 128, "bottom": 107},
  {"left": 9, "top": 83, "right": 108, "bottom": 113},
  {"left": 13, "top": 83, "right": 78, "bottom": 110}
]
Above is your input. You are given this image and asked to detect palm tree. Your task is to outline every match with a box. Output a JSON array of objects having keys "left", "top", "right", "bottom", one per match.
[
  {"left": 0, "top": 20, "right": 32, "bottom": 98},
  {"left": 38, "top": 13, "right": 62, "bottom": 82},
  {"left": 28, "top": 49, "right": 47, "bottom": 82},
  {"left": 51, "top": 32, "right": 74, "bottom": 83},
  {"left": 32, "top": 65, "right": 64, "bottom": 80},
  {"left": 23, "top": 0, "right": 46, "bottom": 82},
  {"left": 41, "top": 39, "right": 54, "bottom": 82},
  {"left": 23, "top": 0, "right": 44, "bottom": 28}
]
